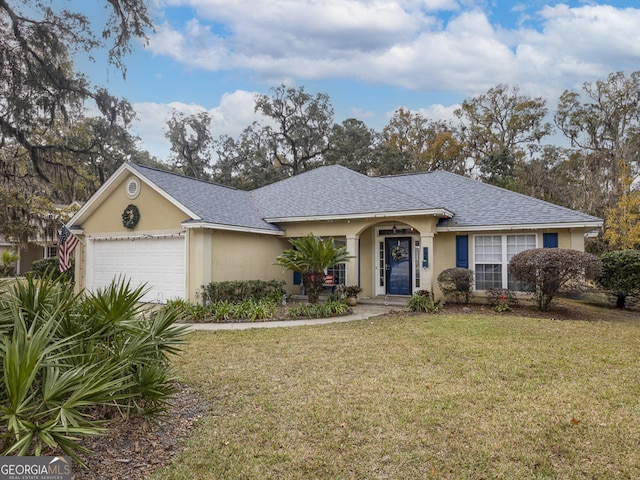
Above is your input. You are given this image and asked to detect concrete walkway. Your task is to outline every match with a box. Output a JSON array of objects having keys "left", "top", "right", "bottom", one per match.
[{"left": 186, "top": 303, "right": 404, "bottom": 331}]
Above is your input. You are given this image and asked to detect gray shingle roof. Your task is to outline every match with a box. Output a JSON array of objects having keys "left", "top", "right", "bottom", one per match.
[
  {"left": 129, "top": 164, "right": 282, "bottom": 232},
  {"left": 129, "top": 163, "right": 601, "bottom": 231},
  {"left": 377, "top": 170, "right": 602, "bottom": 227},
  {"left": 250, "top": 165, "right": 437, "bottom": 218}
]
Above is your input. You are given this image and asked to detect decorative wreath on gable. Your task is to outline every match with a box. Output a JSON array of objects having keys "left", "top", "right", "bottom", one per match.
[
  {"left": 122, "top": 204, "right": 140, "bottom": 229},
  {"left": 391, "top": 244, "right": 407, "bottom": 261}
]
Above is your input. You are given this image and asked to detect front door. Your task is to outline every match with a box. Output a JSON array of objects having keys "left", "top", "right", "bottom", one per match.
[{"left": 385, "top": 237, "right": 412, "bottom": 295}]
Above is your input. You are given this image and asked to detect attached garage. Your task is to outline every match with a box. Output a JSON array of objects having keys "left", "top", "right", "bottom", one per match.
[{"left": 86, "top": 235, "right": 186, "bottom": 303}]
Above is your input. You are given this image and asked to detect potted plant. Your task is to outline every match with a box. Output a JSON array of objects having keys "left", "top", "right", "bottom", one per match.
[{"left": 344, "top": 285, "right": 362, "bottom": 306}]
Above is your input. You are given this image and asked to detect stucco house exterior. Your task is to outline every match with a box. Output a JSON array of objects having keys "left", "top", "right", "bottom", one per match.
[{"left": 67, "top": 162, "right": 602, "bottom": 303}]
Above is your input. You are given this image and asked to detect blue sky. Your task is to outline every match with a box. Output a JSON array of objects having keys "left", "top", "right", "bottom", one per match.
[{"left": 78, "top": 0, "right": 640, "bottom": 160}]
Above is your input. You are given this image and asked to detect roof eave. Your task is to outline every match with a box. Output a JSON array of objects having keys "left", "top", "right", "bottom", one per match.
[
  {"left": 265, "top": 208, "right": 454, "bottom": 223},
  {"left": 183, "top": 221, "right": 284, "bottom": 236},
  {"left": 437, "top": 221, "right": 603, "bottom": 233}
]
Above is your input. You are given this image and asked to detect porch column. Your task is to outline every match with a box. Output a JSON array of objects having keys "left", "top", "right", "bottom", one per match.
[
  {"left": 420, "top": 233, "right": 435, "bottom": 294},
  {"left": 345, "top": 234, "right": 359, "bottom": 286}
]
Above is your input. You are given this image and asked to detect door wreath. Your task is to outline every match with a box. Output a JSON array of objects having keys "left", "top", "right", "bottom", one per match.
[{"left": 391, "top": 244, "right": 407, "bottom": 261}]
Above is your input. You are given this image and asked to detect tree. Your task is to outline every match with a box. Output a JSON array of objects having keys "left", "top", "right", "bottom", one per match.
[
  {"left": 166, "top": 110, "right": 213, "bottom": 180},
  {"left": 555, "top": 71, "right": 640, "bottom": 216},
  {"left": 254, "top": 84, "right": 334, "bottom": 177},
  {"left": 455, "top": 84, "right": 551, "bottom": 186},
  {"left": 324, "top": 118, "right": 377, "bottom": 174},
  {"left": 509, "top": 248, "right": 601, "bottom": 311},
  {"left": 210, "top": 85, "right": 335, "bottom": 187},
  {"left": 212, "top": 129, "right": 285, "bottom": 190},
  {"left": 373, "top": 108, "right": 467, "bottom": 176},
  {"left": 603, "top": 160, "right": 640, "bottom": 249},
  {"left": 274, "top": 234, "right": 352, "bottom": 304},
  {"left": 0, "top": 187, "right": 59, "bottom": 246},
  {"left": 598, "top": 250, "right": 640, "bottom": 309},
  {"left": 0, "top": 0, "right": 153, "bottom": 181}
]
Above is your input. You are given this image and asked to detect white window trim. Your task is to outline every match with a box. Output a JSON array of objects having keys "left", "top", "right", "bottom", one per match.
[{"left": 472, "top": 233, "right": 537, "bottom": 290}]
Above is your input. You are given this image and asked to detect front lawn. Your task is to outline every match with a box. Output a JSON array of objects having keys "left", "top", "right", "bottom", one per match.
[{"left": 154, "top": 309, "right": 640, "bottom": 479}]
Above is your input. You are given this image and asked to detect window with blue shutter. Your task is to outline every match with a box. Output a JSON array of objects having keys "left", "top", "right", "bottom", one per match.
[
  {"left": 456, "top": 235, "right": 469, "bottom": 268},
  {"left": 543, "top": 233, "right": 558, "bottom": 248}
]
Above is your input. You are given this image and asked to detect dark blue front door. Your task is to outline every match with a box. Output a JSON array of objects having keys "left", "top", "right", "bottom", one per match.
[{"left": 386, "top": 237, "right": 412, "bottom": 295}]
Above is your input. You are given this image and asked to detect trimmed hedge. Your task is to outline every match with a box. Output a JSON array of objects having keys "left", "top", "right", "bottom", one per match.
[{"left": 201, "top": 279, "right": 286, "bottom": 304}]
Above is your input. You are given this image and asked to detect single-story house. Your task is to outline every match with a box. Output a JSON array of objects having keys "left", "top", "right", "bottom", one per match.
[{"left": 67, "top": 162, "right": 602, "bottom": 303}]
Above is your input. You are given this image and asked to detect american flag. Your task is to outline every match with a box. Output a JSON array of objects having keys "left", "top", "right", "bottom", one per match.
[{"left": 58, "top": 226, "right": 79, "bottom": 273}]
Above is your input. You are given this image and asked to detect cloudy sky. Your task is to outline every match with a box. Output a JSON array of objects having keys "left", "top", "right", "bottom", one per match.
[{"left": 81, "top": 0, "right": 640, "bottom": 160}]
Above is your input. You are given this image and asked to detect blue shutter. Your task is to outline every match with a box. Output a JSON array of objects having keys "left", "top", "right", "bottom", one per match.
[
  {"left": 293, "top": 271, "right": 301, "bottom": 285},
  {"left": 543, "top": 233, "right": 558, "bottom": 248},
  {"left": 456, "top": 235, "right": 469, "bottom": 268}
]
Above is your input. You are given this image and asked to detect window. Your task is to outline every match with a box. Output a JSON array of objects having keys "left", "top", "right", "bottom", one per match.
[
  {"left": 474, "top": 234, "right": 536, "bottom": 290},
  {"left": 44, "top": 246, "right": 57, "bottom": 258},
  {"left": 326, "top": 263, "right": 346, "bottom": 286},
  {"left": 326, "top": 237, "right": 347, "bottom": 285}
]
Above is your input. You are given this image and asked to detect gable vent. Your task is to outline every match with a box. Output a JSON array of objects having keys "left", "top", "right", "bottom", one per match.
[{"left": 126, "top": 178, "right": 140, "bottom": 199}]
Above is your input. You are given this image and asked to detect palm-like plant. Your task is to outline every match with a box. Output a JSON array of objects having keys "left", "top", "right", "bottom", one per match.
[
  {"left": 0, "top": 274, "right": 188, "bottom": 463},
  {"left": 275, "top": 234, "right": 352, "bottom": 303}
]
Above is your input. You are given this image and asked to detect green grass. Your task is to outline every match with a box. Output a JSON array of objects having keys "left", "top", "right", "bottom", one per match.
[{"left": 154, "top": 311, "right": 640, "bottom": 479}]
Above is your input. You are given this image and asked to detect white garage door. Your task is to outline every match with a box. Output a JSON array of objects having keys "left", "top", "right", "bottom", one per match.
[{"left": 87, "top": 236, "right": 185, "bottom": 303}]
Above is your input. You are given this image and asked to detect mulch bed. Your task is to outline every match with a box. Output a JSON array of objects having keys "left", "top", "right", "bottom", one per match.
[{"left": 71, "top": 384, "right": 211, "bottom": 480}]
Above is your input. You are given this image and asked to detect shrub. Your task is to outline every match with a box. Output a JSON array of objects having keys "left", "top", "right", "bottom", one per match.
[
  {"left": 201, "top": 279, "right": 285, "bottom": 304},
  {"left": 437, "top": 268, "right": 474, "bottom": 304},
  {"left": 31, "top": 256, "right": 74, "bottom": 282},
  {"left": 597, "top": 249, "right": 640, "bottom": 309},
  {"left": 287, "top": 300, "right": 351, "bottom": 319},
  {"left": 165, "top": 298, "right": 280, "bottom": 323},
  {"left": 486, "top": 288, "right": 519, "bottom": 312},
  {"left": 408, "top": 290, "right": 439, "bottom": 313},
  {"left": 509, "top": 248, "right": 601, "bottom": 311}
]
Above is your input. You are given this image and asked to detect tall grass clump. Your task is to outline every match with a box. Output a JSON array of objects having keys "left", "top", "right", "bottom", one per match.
[{"left": 0, "top": 274, "right": 187, "bottom": 463}]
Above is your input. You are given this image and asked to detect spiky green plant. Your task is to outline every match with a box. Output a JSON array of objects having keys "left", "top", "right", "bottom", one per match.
[
  {"left": 275, "top": 234, "right": 352, "bottom": 303},
  {"left": 0, "top": 275, "right": 188, "bottom": 461},
  {"left": 0, "top": 307, "right": 133, "bottom": 462}
]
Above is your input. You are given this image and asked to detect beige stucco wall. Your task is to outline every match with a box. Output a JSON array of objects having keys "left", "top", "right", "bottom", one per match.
[
  {"left": 81, "top": 175, "right": 189, "bottom": 234},
  {"left": 73, "top": 174, "right": 190, "bottom": 295},
  {"left": 188, "top": 228, "right": 291, "bottom": 300}
]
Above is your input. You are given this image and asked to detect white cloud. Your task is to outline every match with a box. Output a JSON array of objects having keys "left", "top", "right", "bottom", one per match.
[
  {"left": 132, "top": 90, "right": 260, "bottom": 160},
  {"left": 147, "top": 1, "right": 640, "bottom": 98}
]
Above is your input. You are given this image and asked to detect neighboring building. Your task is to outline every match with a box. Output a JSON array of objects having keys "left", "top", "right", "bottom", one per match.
[
  {"left": 0, "top": 202, "right": 80, "bottom": 276},
  {"left": 67, "top": 163, "right": 602, "bottom": 303},
  {"left": 0, "top": 238, "right": 57, "bottom": 276}
]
